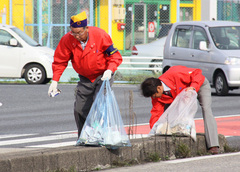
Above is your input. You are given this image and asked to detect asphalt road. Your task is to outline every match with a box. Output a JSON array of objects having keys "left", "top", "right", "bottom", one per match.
[{"left": 0, "top": 83, "right": 240, "bottom": 149}]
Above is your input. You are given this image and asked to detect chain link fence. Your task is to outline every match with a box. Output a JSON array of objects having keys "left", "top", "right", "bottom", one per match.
[
  {"left": 8, "top": 0, "right": 240, "bottom": 52},
  {"left": 125, "top": 3, "right": 170, "bottom": 51},
  {"left": 217, "top": 0, "right": 240, "bottom": 22},
  {"left": 24, "top": 0, "right": 92, "bottom": 50}
]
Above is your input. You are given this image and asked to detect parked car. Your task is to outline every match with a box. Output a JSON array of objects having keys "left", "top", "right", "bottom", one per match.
[
  {"left": 163, "top": 21, "right": 240, "bottom": 96},
  {"left": 130, "top": 24, "right": 172, "bottom": 74},
  {"left": 0, "top": 24, "right": 54, "bottom": 84}
]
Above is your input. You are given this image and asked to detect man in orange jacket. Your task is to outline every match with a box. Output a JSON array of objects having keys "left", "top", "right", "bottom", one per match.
[
  {"left": 48, "top": 11, "right": 122, "bottom": 141},
  {"left": 141, "top": 66, "right": 219, "bottom": 154}
]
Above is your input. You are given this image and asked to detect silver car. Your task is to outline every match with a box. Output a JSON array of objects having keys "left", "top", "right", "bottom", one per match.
[{"left": 163, "top": 21, "right": 240, "bottom": 96}]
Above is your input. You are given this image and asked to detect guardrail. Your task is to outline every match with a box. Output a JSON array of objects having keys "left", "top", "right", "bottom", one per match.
[
  {"left": 60, "top": 56, "right": 163, "bottom": 82},
  {"left": 66, "top": 56, "right": 163, "bottom": 72},
  {"left": 118, "top": 56, "right": 163, "bottom": 71}
]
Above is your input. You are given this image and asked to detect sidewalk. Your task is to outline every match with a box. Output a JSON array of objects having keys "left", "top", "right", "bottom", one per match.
[
  {"left": 0, "top": 134, "right": 227, "bottom": 172},
  {"left": 102, "top": 152, "right": 240, "bottom": 172}
]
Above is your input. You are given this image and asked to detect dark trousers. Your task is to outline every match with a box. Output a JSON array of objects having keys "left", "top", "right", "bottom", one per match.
[{"left": 74, "top": 74, "right": 114, "bottom": 138}]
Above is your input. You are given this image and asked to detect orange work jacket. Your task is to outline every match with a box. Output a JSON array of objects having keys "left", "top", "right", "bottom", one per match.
[
  {"left": 52, "top": 26, "right": 122, "bottom": 82},
  {"left": 150, "top": 65, "right": 205, "bottom": 128}
]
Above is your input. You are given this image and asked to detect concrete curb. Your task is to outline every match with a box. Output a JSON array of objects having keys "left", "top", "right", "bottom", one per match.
[{"left": 0, "top": 134, "right": 227, "bottom": 172}]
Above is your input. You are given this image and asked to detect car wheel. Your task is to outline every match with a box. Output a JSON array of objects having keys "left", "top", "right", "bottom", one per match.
[
  {"left": 150, "top": 59, "right": 162, "bottom": 74},
  {"left": 215, "top": 72, "right": 229, "bottom": 96},
  {"left": 24, "top": 64, "right": 46, "bottom": 84}
]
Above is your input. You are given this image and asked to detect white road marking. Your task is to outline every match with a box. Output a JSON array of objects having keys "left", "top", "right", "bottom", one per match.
[
  {"left": 0, "top": 134, "right": 37, "bottom": 139},
  {"left": 124, "top": 123, "right": 149, "bottom": 127},
  {"left": 0, "top": 133, "right": 76, "bottom": 146},
  {"left": 26, "top": 134, "right": 149, "bottom": 148},
  {"left": 26, "top": 141, "right": 76, "bottom": 148},
  {"left": 195, "top": 114, "right": 240, "bottom": 120},
  {"left": 128, "top": 134, "right": 149, "bottom": 139},
  {"left": 164, "top": 152, "right": 240, "bottom": 164},
  {"left": 1, "top": 114, "right": 239, "bottom": 148},
  {"left": 50, "top": 130, "right": 77, "bottom": 135}
]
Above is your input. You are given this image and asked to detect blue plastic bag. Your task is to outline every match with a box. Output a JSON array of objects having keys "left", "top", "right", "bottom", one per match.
[{"left": 77, "top": 79, "right": 131, "bottom": 149}]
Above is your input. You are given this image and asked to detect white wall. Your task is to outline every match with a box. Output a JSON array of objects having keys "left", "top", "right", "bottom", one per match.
[{"left": 201, "top": 0, "right": 217, "bottom": 21}]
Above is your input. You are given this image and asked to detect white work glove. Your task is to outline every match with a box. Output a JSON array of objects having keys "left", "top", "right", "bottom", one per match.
[
  {"left": 101, "top": 69, "right": 112, "bottom": 81},
  {"left": 48, "top": 80, "right": 61, "bottom": 97}
]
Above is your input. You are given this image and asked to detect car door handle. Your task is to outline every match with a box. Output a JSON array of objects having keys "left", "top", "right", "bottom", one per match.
[
  {"left": 191, "top": 54, "right": 194, "bottom": 57},
  {"left": 171, "top": 52, "right": 175, "bottom": 55}
]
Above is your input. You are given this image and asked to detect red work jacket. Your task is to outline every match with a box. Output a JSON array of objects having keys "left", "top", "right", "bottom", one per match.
[
  {"left": 149, "top": 65, "right": 205, "bottom": 129},
  {"left": 52, "top": 26, "right": 122, "bottom": 82}
]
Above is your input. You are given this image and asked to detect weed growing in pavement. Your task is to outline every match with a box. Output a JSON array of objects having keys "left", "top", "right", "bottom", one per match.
[
  {"left": 175, "top": 142, "right": 191, "bottom": 158},
  {"left": 196, "top": 150, "right": 206, "bottom": 156},
  {"left": 125, "top": 90, "right": 137, "bottom": 138},
  {"left": 145, "top": 152, "right": 161, "bottom": 162},
  {"left": 224, "top": 144, "right": 240, "bottom": 153},
  {"left": 164, "top": 155, "right": 170, "bottom": 160}
]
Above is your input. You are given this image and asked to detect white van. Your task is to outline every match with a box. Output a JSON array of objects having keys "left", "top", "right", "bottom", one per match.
[
  {"left": 0, "top": 24, "right": 53, "bottom": 84},
  {"left": 163, "top": 21, "right": 240, "bottom": 96}
]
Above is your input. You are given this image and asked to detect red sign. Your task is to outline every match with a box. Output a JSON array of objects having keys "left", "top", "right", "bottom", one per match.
[
  {"left": 148, "top": 22, "right": 155, "bottom": 32},
  {"left": 148, "top": 22, "right": 155, "bottom": 38}
]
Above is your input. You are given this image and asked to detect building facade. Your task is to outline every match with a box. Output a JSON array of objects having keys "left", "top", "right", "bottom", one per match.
[{"left": 4, "top": 0, "right": 235, "bottom": 56}]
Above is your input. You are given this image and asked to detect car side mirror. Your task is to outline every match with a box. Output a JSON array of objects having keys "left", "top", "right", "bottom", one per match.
[
  {"left": 199, "top": 41, "right": 209, "bottom": 51},
  {"left": 9, "top": 38, "right": 18, "bottom": 46}
]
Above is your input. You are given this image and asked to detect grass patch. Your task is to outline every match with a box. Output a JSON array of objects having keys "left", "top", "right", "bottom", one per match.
[
  {"left": 145, "top": 153, "right": 161, "bottom": 162},
  {"left": 0, "top": 72, "right": 161, "bottom": 85},
  {"left": 66, "top": 72, "right": 160, "bottom": 84},
  {"left": 67, "top": 77, "right": 79, "bottom": 83},
  {"left": 175, "top": 143, "right": 191, "bottom": 158},
  {"left": 114, "top": 71, "right": 160, "bottom": 84},
  {"left": 224, "top": 144, "right": 240, "bottom": 153},
  {"left": 0, "top": 79, "right": 27, "bottom": 84}
]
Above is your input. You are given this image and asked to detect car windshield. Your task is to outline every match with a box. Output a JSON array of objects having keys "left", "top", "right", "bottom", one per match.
[
  {"left": 209, "top": 26, "right": 240, "bottom": 50},
  {"left": 11, "top": 27, "right": 40, "bottom": 46}
]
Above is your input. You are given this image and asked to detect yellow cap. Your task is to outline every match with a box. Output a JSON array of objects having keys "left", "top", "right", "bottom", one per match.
[{"left": 70, "top": 11, "right": 87, "bottom": 28}]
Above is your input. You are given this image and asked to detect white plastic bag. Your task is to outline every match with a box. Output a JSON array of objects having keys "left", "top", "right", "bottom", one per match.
[
  {"left": 149, "top": 89, "right": 198, "bottom": 141},
  {"left": 77, "top": 79, "right": 131, "bottom": 148}
]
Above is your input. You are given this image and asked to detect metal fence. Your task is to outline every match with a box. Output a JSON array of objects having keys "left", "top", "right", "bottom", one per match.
[
  {"left": 2, "top": 0, "right": 240, "bottom": 83},
  {"left": 124, "top": 2, "right": 170, "bottom": 51},
  {"left": 2, "top": 0, "right": 240, "bottom": 74},
  {"left": 1, "top": 0, "right": 179, "bottom": 51},
  {"left": 3, "top": 0, "right": 239, "bottom": 51},
  {"left": 23, "top": 0, "right": 94, "bottom": 50},
  {"left": 2, "top": 0, "right": 240, "bottom": 50},
  {"left": 217, "top": 0, "right": 240, "bottom": 21}
]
